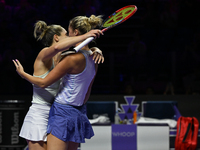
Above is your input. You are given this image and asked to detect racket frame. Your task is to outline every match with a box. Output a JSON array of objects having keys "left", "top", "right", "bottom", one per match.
[{"left": 74, "top": 5, "right": 137, "bottom": 52}]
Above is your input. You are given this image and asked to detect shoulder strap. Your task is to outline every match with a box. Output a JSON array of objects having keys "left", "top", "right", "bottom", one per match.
[{"left": 182, "top": 122, "right": 191, "bottom": 142}]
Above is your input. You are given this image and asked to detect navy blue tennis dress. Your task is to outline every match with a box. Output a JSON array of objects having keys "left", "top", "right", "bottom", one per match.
[{"left": 47, "top": 50, "right": 96, "bottom": 143}]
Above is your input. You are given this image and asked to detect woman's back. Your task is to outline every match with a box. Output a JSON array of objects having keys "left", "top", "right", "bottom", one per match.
[{"left": 55, "top": 50, "right": 95, "bottom": 106}]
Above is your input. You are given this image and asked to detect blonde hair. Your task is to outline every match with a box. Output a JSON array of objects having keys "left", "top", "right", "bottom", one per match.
[
  {"left": 69, "top": 15, "right": 103, "bottom": 35},
  {"left": 33, "top": 21, "right": 63, "bottom": 46}
]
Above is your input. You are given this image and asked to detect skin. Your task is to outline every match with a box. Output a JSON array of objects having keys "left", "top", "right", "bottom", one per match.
[
  {"left": 47, "top": 27, "right": 99, "bottom": 150},
  {"left": 13, "top": 29, "right": 103, "bottom": 88},
  {"left": 14, "top": 26, "right": 100, "bottom": 150},
  {"left": 33, "top": 28, "right": 103, "bottom": 77},
  {"left": 13, "top": 26, "right": 103, "bottom": 150},
  {"left": 13, "top": 26, "right": 100, "bottom": 90}
]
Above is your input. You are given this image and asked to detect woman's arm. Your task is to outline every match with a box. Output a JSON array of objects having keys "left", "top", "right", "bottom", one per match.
[
  {"left": 13, "top": 54, "right": 81, "bottom": 88},
  {"left": 60, "top": 47, "right": 104, "bottom": 64},
  {"left": 39, "top": 29, "right": 103, "bottom": 61}
]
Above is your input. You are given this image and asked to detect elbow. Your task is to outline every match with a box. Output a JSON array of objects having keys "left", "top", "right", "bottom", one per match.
[
  {"left": 40, "top": 81, "right": 49, "bottom": 88},
  {"left": 54, "top": 44, "right": 65, "bottom": 52},
  {"left": 36, "top": 80, "right": 48, "bottom": 88},
  {"left": 40, "top": 84, "right": 48, "bottom": 88},
  {"left": 54, "top": 45, "right": 60, "bottom": 52}
]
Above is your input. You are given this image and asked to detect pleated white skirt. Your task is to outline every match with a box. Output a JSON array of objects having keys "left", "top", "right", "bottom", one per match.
[{"left": 19, "top": 103, "right": 51, "bottom": 142}]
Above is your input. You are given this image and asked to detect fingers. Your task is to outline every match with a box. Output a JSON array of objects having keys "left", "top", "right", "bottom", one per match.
[
  {"left": 100, "top": 56, "right": 104, "bottom": 63},
  {"left": 93, "top": 53, "right": 99, "bottom": 63},
  {"left": 97, "top": 29, "right": 103, "bottom": 36},
  {"left": 93, "top": 53, "right": 104, "bottom": 64},
  {"left": 12, "top": 59, "right": 23, "bottom": 70},
  {"left": 91, "top": 29, "right": 103, "bottom": 39},
  {"left": 96, "top": 30, "right": 103, "bottom": 38},
  {"left": 15, "top": 59, "right": 21, "bottom": 65},
  {"left": 12, "top": 59, "right": 19, "bottom": 68},
  {"left": 12, "top": 59, "right": 17, "bottom": 66}
]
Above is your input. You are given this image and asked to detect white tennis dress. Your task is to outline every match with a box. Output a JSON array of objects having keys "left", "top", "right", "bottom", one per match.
[{"left": 19, "top": 60, "right": 60, "bottom": 141}]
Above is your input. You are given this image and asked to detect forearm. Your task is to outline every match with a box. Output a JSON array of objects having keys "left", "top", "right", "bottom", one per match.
[
  {"left": 13, "top": 59, "right": 53, "bottom": 88},
  {"left": 42, "top": 35, "right": 88, "bottom": 60},
  {"left": 54, "top": 35, "right": 87, "bottom": 52},
  {"left": 48, "top": 29, "right": 102, "bottom": 58},
  {"left": 54, "top": 29, "right": 102, "bottom": 52},
  {"left": 20, "top": 71, "right": 47, "bottom": 88}
]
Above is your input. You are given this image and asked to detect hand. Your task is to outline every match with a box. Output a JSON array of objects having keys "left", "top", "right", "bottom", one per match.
[
  {"left": 12, "top": 59, "right": 25, "bottom": 78},
  {"left": 86, "top": 29, "right": 103, "bottom": 39},
  {"left": 90, "top": 47, "right": 104, "bottom": 64}
]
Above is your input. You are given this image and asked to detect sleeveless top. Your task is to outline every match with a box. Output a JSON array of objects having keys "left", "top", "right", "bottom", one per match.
[
  {"left": 32, "top": 60, "right": 61, "bottom": 105},
  {"left": 55, "top": 50, "right": 96, "bottom": 106}
]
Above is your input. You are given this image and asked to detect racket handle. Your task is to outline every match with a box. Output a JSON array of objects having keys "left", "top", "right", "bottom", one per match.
[{"left": 74, "top": 37, "right": 94, "bottom": 52}]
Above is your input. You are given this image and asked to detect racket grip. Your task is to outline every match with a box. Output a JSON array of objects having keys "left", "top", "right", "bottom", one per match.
[{"left": 74, "top": 37, "right": 94, "bottom": 52}]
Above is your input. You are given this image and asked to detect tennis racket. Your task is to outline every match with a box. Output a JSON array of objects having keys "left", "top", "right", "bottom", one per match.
[{"left": 74, "top": 5, "right": 137, "bottom": 52}]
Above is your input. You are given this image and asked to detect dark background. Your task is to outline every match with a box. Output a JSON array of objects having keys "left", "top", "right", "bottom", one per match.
[
  {"left": 1, "top": 0, "right": 200, "bottom": 96},
  {"left": 0, "top": 0, "right": 200, "bottom": 147}
]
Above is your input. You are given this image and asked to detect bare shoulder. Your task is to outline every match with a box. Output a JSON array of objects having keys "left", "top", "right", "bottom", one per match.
[
  {"left": 34, "top": 47, "right": 52, "bottom": 73},
  {"left": 37, "top": 47, "right": 49, "bottom": 59},
  {"left": 59, "top": 52, "right": 86, "bottom": 74},
  {"left": 61, "top": 52, "right": 85, "bottom": 64}
]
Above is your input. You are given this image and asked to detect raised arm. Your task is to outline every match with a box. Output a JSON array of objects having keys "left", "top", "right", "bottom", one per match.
[{"left": 39, "top": 29, "right": 103, "bottom": 61}]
